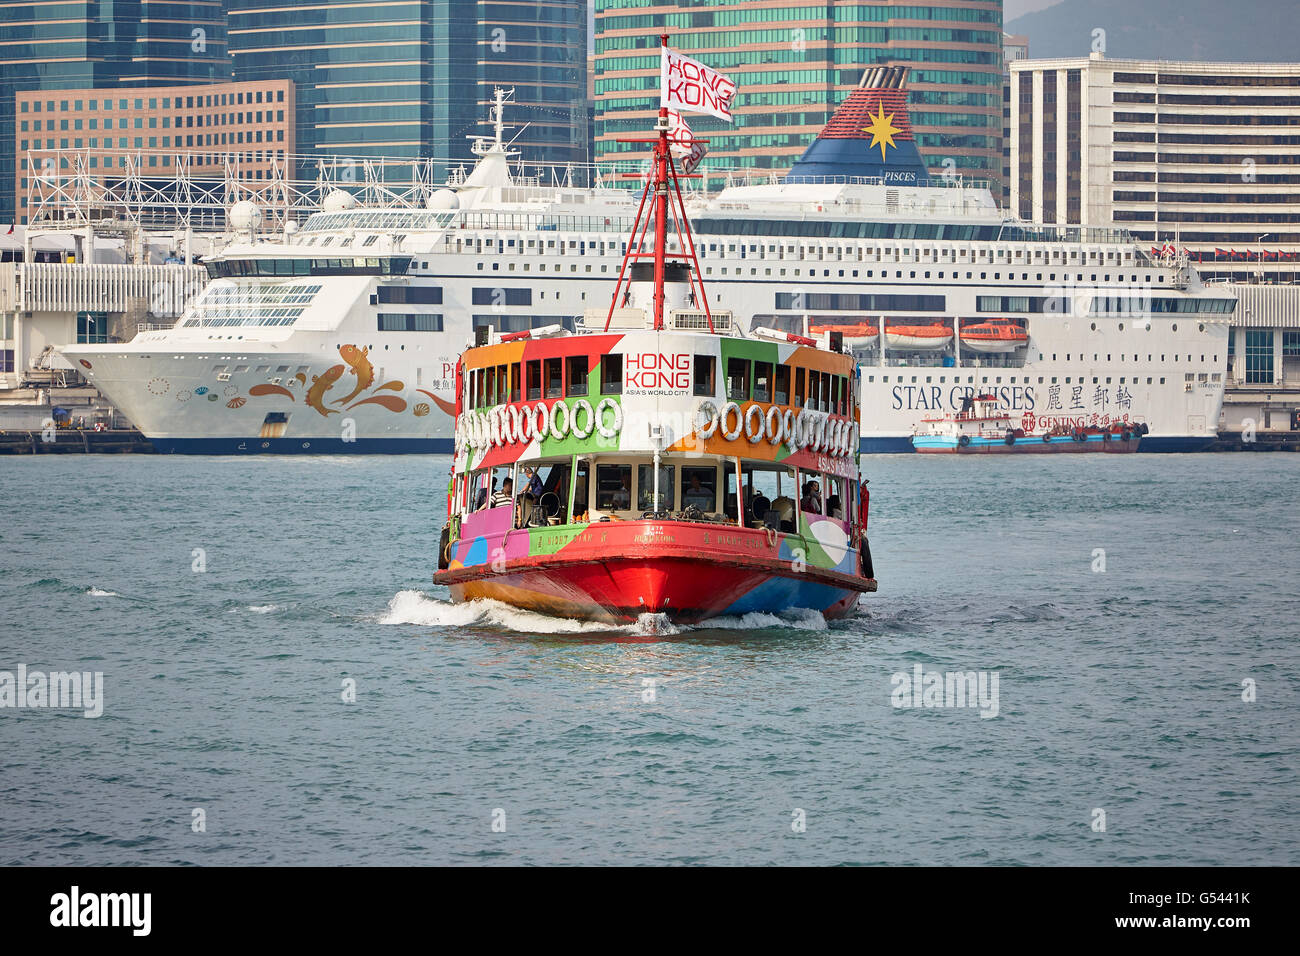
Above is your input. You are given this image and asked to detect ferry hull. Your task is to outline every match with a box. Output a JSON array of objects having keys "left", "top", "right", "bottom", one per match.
[
  {"left": 446, "top": 557, "right": 865, "bottom": 625},
  {"left": 435, "top": 519, "right": 876, "bottom": 626}
]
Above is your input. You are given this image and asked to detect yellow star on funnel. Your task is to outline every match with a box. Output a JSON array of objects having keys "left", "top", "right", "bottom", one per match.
[{"left": 862, "top": 103, "right": 901, "bottom": 162}]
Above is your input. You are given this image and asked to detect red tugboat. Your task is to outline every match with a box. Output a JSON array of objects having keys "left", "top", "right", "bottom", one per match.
[
  {"left": 433, "top": 38, "right": 877, "bottom": 624},
  {"left": 912, "top": 393, "right": 1148, "bottom": 453}
]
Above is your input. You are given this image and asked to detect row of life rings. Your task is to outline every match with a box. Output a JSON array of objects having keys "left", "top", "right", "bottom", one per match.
[
  {"left": 694, "top": 400, "right": 858, "bottom": 458},
  {"left": 456, "top": 398, "right": 624, "bottom": 453}
]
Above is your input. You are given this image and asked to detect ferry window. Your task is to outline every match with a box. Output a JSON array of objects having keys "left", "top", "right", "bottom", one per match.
[
  {"left": 831, "top": 375, "right": 841, "bottom": 414},
  {"left": 526, "top": 360, "right": 541, "bottom": 400},
  {"left": 483, "top": 366, "right": 496, "bottom": 406},
  {"left": 799, "top": 473, "right": 824, "bottom": 517},
  {"left": 573, "top": 461, "right": 589, "bottom": 519},
  {"left": 496, "top": 364, "right": 508, "bottom": 404},
  {"left": 681, "top": 467, "right": 717, "bottom": 513},
  {"left": 637, "top": 464, "right": 675, "bottom": 512},
  {"left": 544, "top": 358, "right": 563, "bottom": 399},
  {"left": 510, "top": 363, "right": 520, "bottom": 403},
  {"left": 601, "top": 353, "right": 622, "bottom": 394},
  {"left": 753, "top": 361, "right": 773, "bottom": 402},
  {"left": 775, "top": 365, "right": 790, "bottom": 405},
  {"left": 566, "top": 356, "right": 589, "bottom": 397},
  {"left": 693, "top": 355, "right": 715, "bottom": 397},
  {"left": 826, "top": 477, "right": 847, "bottom": 524},
  {"left": 727, "top": 358, "right": 750, "bottom": 401},
  {"left": 596, "top": 464, "right": 631, "bottom": 512},
  {"left": 794, "top": 367, "right": 806, "bottom": 408}
]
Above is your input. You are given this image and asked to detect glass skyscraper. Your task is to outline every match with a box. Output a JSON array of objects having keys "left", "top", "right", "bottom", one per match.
[
  {"left": 594, "top": 0, "right": 1003, "bottom": 190},
  {"left": 227, "top": 0, "right": 587, "bottom": 178},
  {"left": 0, "top": 0, "right": 228, "bottom": 222}
]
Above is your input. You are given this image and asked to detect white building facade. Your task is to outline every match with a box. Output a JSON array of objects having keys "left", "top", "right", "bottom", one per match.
[{"left": 1009, "top": 55, "right": 1300, "bottom": 284}]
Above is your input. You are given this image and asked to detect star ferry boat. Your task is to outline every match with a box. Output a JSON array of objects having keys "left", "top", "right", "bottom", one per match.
[{"left": 433, "top": 53, "right": 877, "bottom": 624}]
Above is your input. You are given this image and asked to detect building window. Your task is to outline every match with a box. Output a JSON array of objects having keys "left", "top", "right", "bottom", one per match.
[
  {"left": 77, "top": 312, "right": 109, "bottom": 344},
  {"left": 1245, "top": 329, "right": 1274, "bottom": 384},
  {"left": 1282, "top": 331, "right": 1300, "bottom": 357}
]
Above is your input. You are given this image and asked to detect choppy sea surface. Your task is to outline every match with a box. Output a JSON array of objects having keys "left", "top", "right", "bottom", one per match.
[{"left": 1, "top": 453, "right": 1297, "bottom": 866}]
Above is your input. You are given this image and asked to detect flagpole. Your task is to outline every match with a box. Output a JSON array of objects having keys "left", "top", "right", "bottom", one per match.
[{"left": 653, "top": 34, "right": 671, "bottom": 331}]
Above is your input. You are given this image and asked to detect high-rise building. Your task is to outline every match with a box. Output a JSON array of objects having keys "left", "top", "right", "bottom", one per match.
[
  {"left": 227, "top": 0, "right": 587, "bottom": 177},
  {"left": 0, "top": 0, "right": 228, "bottom": 223},
  {"left": 593, "top": 0, "right": 1003, "bottom": 187},
  {"left": 1001, "top": 32, "right": 1028, "bottom": 207},
  {"left": 1009, "top": 55, "right": 1300, "bottom": 282},
  {"left": 15, "top": 80, "right": 295, "bottom": 224}
]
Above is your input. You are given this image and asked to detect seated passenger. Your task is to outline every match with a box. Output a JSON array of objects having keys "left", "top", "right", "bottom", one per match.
[
  {"left": 612, "top": 474, "right": 631, "bottom": 510},
  {"left": 800, "top": 480, "right": 822, "bottom": 516},
  {"left": 828, "top": 494, "right": 843, "bottom": 520},
  {"left": 490, "top": 477, "right": 514, "bottom": 509}
]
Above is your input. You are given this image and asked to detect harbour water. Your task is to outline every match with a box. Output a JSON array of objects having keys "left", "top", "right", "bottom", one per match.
[{"left": 1, "top": 454, "right": 1296, "bottom": 865}]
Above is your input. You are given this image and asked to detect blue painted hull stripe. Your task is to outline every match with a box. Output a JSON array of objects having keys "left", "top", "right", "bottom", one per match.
[
  {"left": 151, "top": 437, "right": 455, "bottom": 455},
  {"left": 860, "top": 435, "right": 1213, "bottom": 454}
]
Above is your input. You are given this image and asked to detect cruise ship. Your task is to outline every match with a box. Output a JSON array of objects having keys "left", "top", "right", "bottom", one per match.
[{"left": 63, "top": 75, "right": 1233, "bottom": 454}]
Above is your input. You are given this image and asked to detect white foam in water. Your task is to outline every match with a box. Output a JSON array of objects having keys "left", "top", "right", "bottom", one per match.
[
  {"left": 381, "top": 590, "right": 824, "bottom": 635},
  {"left": 246, "top": 604, "right": 279, "bottom": 614},
  {"left": 86, "top": 587, "right": 119, "bottom": 598},
  {"left": 380, "top": 590, "right": 629, "bottom": 634},
  {"left": 702, "top": 608, "right": 829, "bottom": 632}
]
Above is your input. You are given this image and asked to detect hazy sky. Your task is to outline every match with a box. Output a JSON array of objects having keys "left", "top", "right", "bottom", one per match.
[{"left": 1005, "top": 0, "right": 1063, "bottom": 20}]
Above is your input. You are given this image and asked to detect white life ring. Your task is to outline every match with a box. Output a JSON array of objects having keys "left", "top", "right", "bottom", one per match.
[
  {"left": 519, "top": 403, "right": 535, "bottom": 443},
  {"left": 549, "top": 400, "right": 569, "bottom": 440},
  {"left": 813, "top": 413, "right": 827, "bottom": 453},
  {"left": 850, "top": 422, "right": 860, "bottom": 456},
  {"left": 695, "top": 400, "right": 720, "bottom": 440},
  {"left": 720, "top": 401, "right": 743, "bottom": 441},
  {"left": 491, "top": 407, "right": 504, "bottom": 447},
  {"left": 796, "top": 410, "right": 813, "bottom": 448},
  {"left": 506, "top": 404, "right": 521, "bottom": 445},
  {"left": 470, "top": 414, "right": 483, "bottom": 449},
  {"left": 534, "top": 401, "right": 550, "bottom": 441},
  {"left": 766, "top": 405, "right": 784, "bottom": 445},
  {"left": 595, "top": 397, "right": 622, "bottom": 439},
  {"left": 570, "top": 399, "right": 594, "bottom": 440},
  {"left": 744, "top": 403, "right": 765, "bottom": 443},
  {"left": 783, "top": 408, "right": 797, "bottom": 449},
  {"left": 829, "top": 419, "right": 842, "bottom": 456}
]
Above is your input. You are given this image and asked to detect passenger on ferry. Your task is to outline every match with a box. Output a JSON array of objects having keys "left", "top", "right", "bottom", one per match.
[
  {"left": 522, "top": 466, "right": 543, "bottom": 498},
  {"left": 612, "top": 474, "right": 631, "bottom": 510},
  {"left": 828, "top": 494, "right": 843, "bottom": 520},
  {"left": 491, "top": 477, "right": 514, "bottom": 509},
  {"left": 801, "top": 480, "right": 822, "bottom": 515}
]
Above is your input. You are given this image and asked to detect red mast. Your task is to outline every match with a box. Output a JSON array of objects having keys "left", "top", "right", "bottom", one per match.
[{"left": 605, "top": 34, "right": 712, "bottom": 334}]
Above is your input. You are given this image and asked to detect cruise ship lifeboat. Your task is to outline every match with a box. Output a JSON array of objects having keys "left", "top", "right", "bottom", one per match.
[
  {"left": 961, "top": 318, "right": 1028, "bottom": 354},
  {"left": 810, "top": 320, "right": 879, "bottom": 350},
  {"left": 884, "top": 322, "right": 953, "bottom": 351}
]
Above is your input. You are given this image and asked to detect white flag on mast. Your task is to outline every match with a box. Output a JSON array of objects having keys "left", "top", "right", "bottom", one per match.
[
  {"left": 667, "top": 109, "right": 708, "bottom": 174},
  {"left": 661, "top": 46, "right": 736, "bottom": 122}
]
